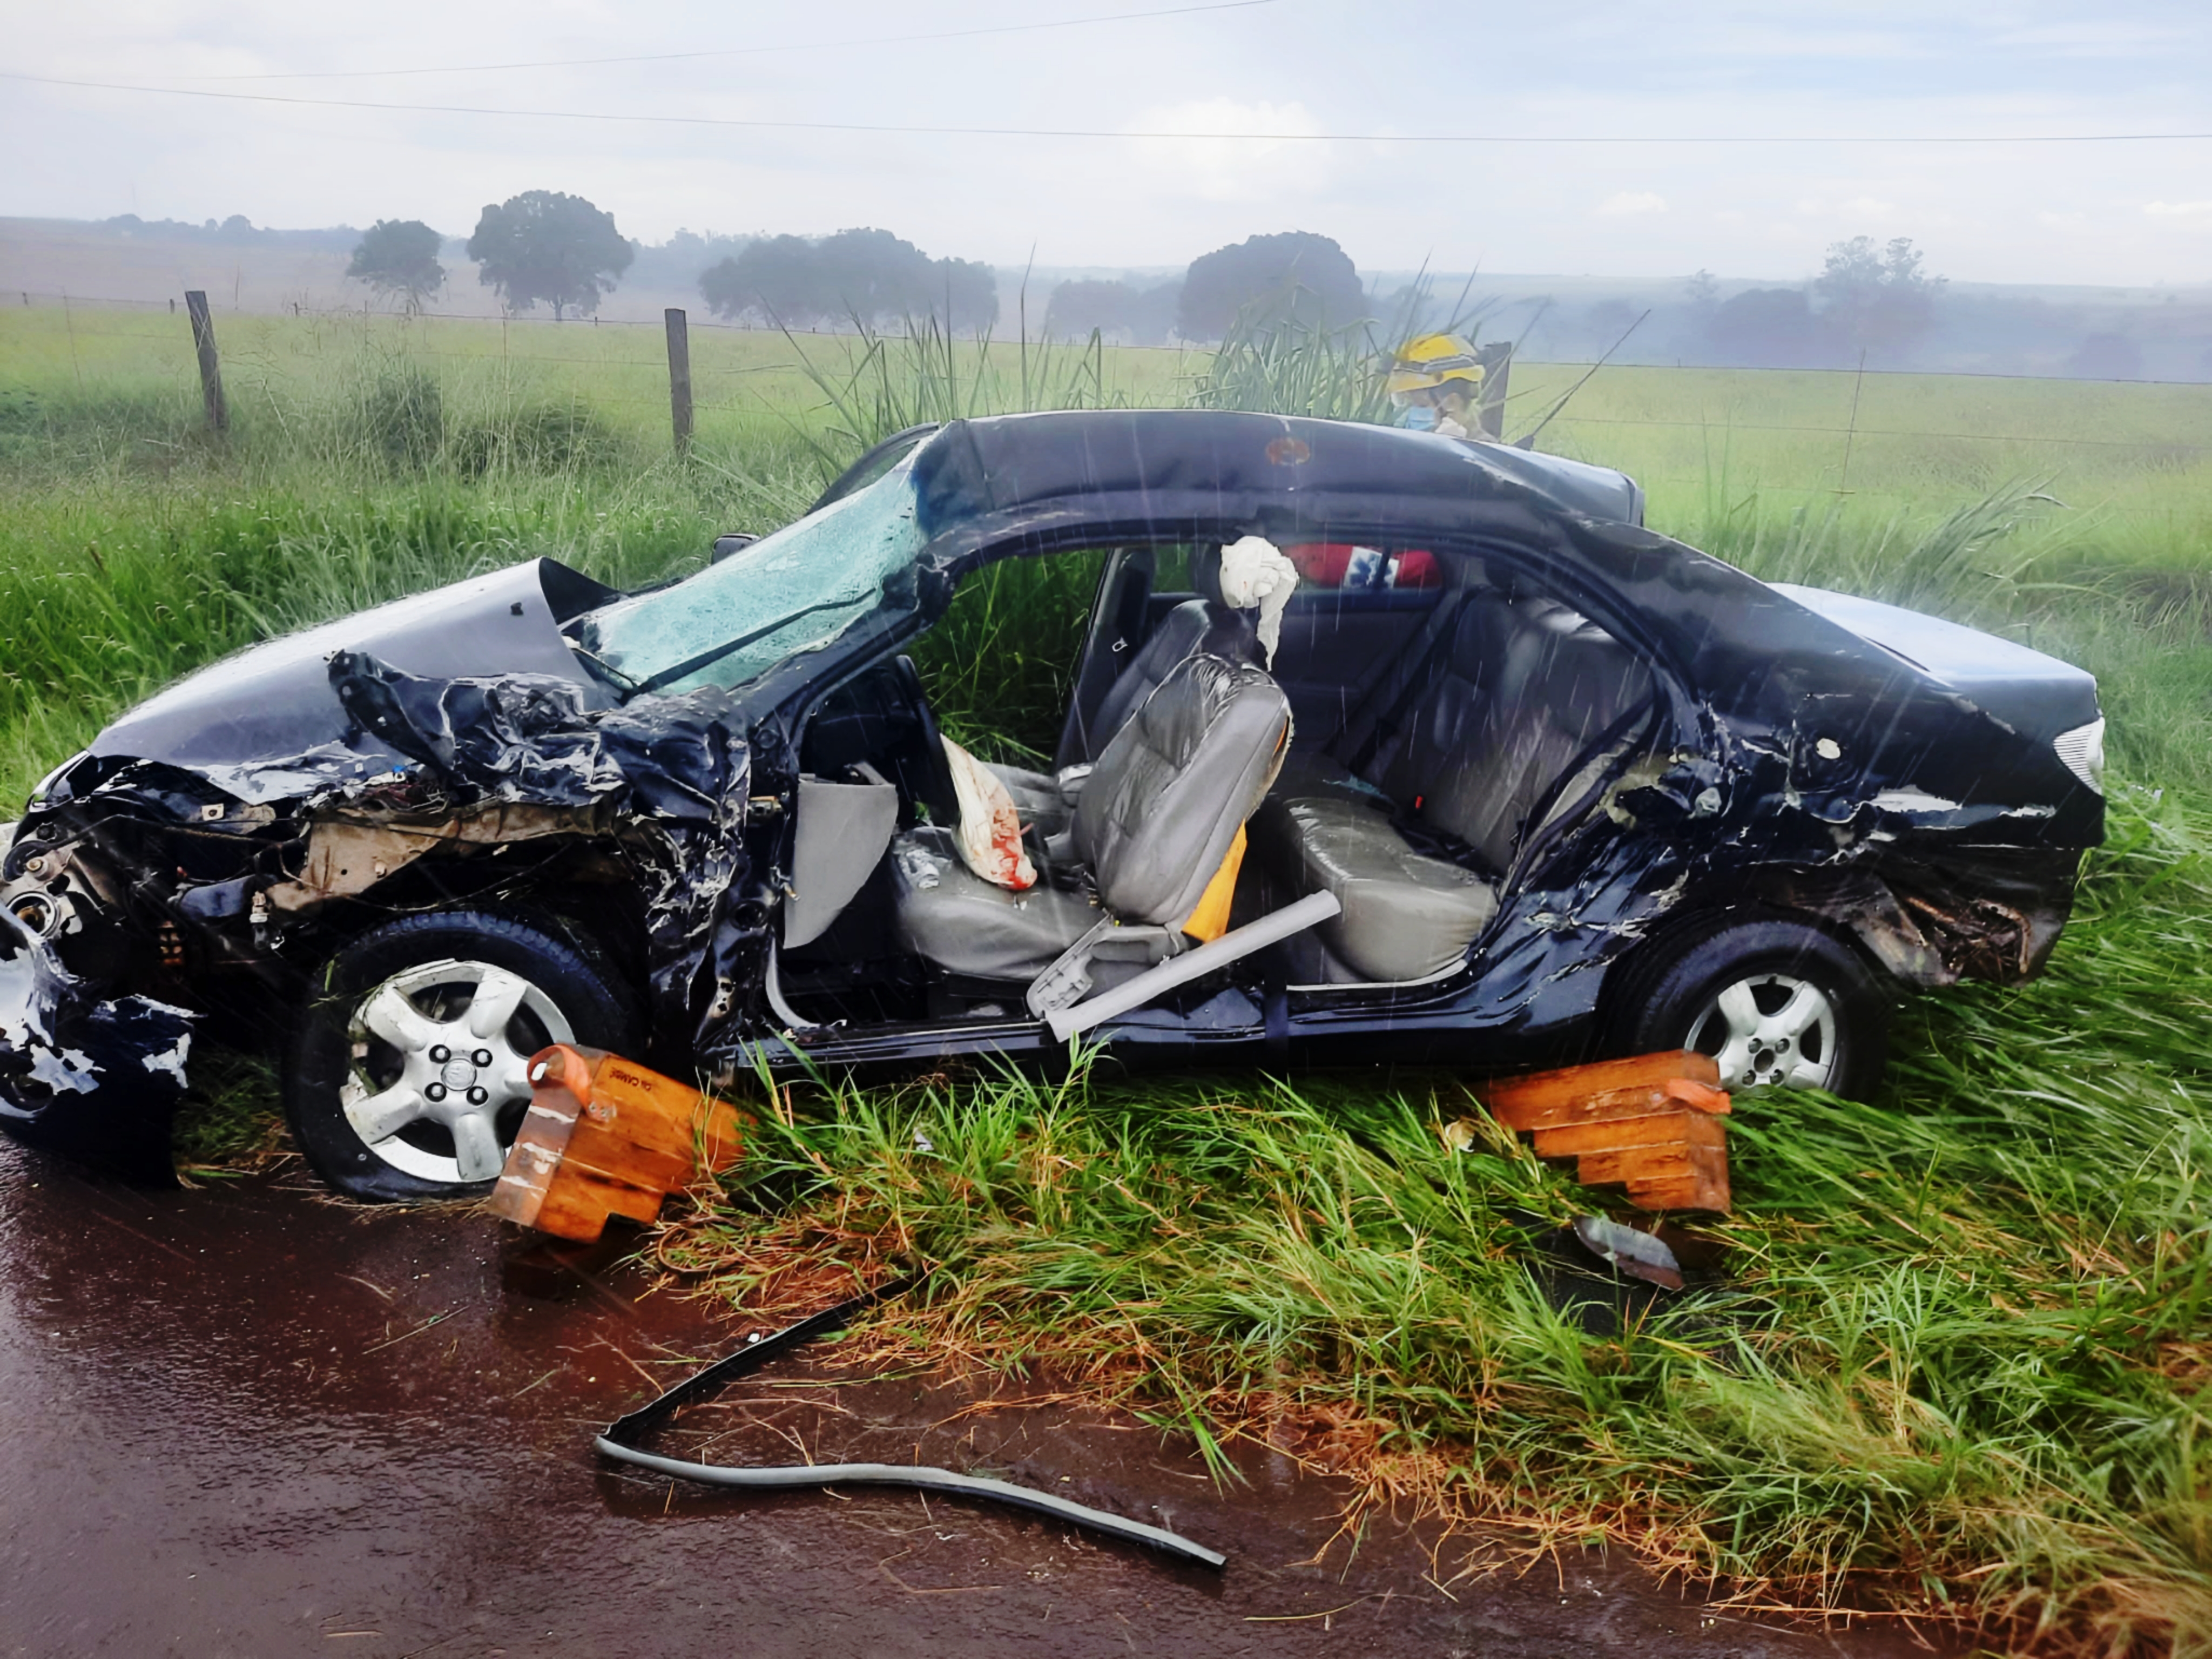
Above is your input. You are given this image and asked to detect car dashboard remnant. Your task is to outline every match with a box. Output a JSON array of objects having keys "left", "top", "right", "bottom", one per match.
[{"left": 0, "top": 409, "right": 2104, "bottom": 1192}]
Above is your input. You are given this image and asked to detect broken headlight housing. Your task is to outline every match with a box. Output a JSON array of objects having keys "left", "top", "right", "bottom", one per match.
[{"left": 2053, "top": 717, "right": 2105, "bottom": 796}]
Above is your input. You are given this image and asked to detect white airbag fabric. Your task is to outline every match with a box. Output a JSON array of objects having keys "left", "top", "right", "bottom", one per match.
[
  {"left": 1216, "top": 535, "right": 1299, "bottom": 664},
  {"left": 943, "top": 736, "right": 1036, "bottom": 891}
]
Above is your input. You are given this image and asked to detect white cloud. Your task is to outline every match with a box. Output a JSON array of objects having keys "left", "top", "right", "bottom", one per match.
[
  {"left": 1596, "top": 191, "right": 1667, "bottom": 217},
  {"left": 2144, "top": 201, "right": 2212, "bottom": 219}
]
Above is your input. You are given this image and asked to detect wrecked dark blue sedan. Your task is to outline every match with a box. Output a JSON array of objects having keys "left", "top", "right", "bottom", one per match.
[{"left": 0, "top": 411, "right": 2104, "bottom": 1198}]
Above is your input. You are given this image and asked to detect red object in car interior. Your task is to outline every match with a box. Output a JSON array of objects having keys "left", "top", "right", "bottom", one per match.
[{"left": 1284, "top": 543, "right": 1441, "bottom": 589}]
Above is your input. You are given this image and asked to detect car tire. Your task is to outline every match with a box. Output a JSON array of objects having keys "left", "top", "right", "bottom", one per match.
[
  {"left": 284, "top": 908, "right": 640, "bottom": 1203},
  {"left": 1603, "top": 912, "right": 1890, "bottom": 1100}
]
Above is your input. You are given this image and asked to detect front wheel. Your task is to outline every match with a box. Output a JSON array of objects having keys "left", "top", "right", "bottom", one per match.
[
  {"left": 1604, "top": 914, "right": 1890, "bottom": 1100},
  {"left": 284, "top": 909, "right": 638, "bottom": 1202}
]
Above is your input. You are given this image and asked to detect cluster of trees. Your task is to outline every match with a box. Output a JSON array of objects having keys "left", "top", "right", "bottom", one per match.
[
  {"left": 1498, "top": 238, "right": 2209, "bottom": 378},
  {"left": 1043, "top": 231, "right": 1367, "bottom": 346},
  {"left": 698, "top": 228, "right": 997, "bottom": 332},
  {"left": 338, "top": 204, "right": 2202, "bottom": 380},
  {"left": 100, "top": 213, "right": 357, "bottom": 249},
  {"left": 347, "top": 191, "right": 634, "bottom": 320},
  {"left": 340, "top": 198, "right": 1374, "bottom": 350},
  {"left": 1685, "top": 237, "right": 1947, "bottom": 368}
]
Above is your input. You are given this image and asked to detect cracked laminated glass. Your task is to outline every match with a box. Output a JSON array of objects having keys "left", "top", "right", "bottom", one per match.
[{"left": 576, "top": 462, "right": 926, "bottom": 696}]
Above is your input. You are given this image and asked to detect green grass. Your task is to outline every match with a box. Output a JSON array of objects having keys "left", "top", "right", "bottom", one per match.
[{"left": 6, "top": 304, "right": 2212, "bottom": 1653}]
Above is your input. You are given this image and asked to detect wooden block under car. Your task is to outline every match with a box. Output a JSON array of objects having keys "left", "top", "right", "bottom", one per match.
[
  {"left": 1475, "top": 1050, "right": 1723, "bottom": 1130},
  {"left": 1530, "top": 1108, "right": 1729, "bottom": 1159},
  {"left": 490, "top": 1043, "right": 750, "bottom": 1243},
  {"left": 1622, "top": 1147, "right": 1732, "bottom": 1216},
  {"left": 1467, "top": 1050, "right": 1734, "bottom": 1215}
]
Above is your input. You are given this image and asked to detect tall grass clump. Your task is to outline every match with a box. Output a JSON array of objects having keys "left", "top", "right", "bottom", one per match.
[
  {"left": 1186, "top": 306, "right": 1399, "bottom": 422},
  {"left": 785, "top": 312, "right": 1132, "bottom": 484}
]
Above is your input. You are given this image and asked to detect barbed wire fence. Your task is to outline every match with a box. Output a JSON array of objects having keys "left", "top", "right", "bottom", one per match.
[{"left": 6, "top": 288, "right": 2209, "bottom": 523}]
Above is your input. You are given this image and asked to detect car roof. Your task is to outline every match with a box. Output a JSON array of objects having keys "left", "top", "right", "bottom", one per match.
[{"left": 900, "top": 410, "right": 1645, "bottom": 542}]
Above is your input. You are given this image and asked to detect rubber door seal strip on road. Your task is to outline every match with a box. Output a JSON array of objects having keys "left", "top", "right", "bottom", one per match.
[{"left": 594, "top": 1276, "right": 1228, "bottom": 1570}]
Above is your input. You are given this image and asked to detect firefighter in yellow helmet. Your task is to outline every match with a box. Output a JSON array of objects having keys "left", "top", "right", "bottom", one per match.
[{"left": 1386, "top": 333, "right": 1485, "bottom": 439}]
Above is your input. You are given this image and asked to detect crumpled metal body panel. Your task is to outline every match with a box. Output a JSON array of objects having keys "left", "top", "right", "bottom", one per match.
[
  {"left": 92, "top": 559, "right": 616, "bottom": 785},
  {"left": 0, "top": 907, "right": 195, "bottom": 1182}
]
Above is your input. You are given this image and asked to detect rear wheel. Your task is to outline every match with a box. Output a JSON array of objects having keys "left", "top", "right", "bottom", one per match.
[
  {"left": 1605, "top": 914, "right": 1890, "bottom": 1099},
  {"left": 284, "top": 909, "right": 638, "bottom": 1202}
]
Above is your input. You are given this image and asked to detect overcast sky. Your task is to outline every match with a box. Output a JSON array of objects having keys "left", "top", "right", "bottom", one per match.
[{"left": 4, "top": 0, "right": 2208, "bottom": 286}]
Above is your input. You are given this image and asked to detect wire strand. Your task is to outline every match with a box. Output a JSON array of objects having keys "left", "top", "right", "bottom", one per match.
[
  {"left": 8, "top": 72, "right": 2208, "bottom": 145},
  {"left": 168, "top": 0, "right": 1278, "bottom": 80}
]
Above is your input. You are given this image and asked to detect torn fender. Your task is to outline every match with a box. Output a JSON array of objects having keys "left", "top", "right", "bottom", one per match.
[
  {"left": 0, "top": 908, "right": 196, "bottom": 1184},
  {"left": 326, "top": 653, "right": 771, "bottom": 1048}
]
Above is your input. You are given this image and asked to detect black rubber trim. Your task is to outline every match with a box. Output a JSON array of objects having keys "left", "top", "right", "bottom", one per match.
[{"left": 595, "top": 1278, "right": 1227, "bottom": 1570}]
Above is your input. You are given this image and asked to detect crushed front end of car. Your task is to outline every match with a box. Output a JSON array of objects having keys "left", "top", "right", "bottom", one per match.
[{"left": 0, "top": 653, "right": 777, "bottom": 1183}]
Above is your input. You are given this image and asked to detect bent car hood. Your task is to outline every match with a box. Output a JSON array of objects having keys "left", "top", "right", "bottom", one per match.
[
  {"left": 1771, "top": 583, "right": 2099, "bottom": 744},
  {"left": 91, "top": 559, "right": 617, "bottom": 774}
]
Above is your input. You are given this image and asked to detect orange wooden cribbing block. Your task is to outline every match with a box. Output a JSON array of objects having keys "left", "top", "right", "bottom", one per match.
[
  {"left": 1469, "top": 1050, "right": 1733, "bottom": 1214},
  {"left": 489, "top": 1044, "right": 751, "bottom": 1243}
]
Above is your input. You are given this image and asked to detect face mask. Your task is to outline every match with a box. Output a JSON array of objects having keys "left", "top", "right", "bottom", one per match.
[{"left": 1398, "top": 404, "right": 1437, "bottom": 431}]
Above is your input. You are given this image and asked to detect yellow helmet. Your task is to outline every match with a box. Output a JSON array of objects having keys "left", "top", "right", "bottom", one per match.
[{"left": 1385, "top": 333, "right": 1484, "bottom": 399}]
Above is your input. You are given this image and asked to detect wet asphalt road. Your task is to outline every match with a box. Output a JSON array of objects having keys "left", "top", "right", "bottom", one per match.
[{"left": 0, "top": 1142, "right": 1939, "bottom": 1658}]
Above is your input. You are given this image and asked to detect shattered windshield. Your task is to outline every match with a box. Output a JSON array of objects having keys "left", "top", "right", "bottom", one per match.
[{"left": 575, "top": 460, "right": 926, "bottom": 696}]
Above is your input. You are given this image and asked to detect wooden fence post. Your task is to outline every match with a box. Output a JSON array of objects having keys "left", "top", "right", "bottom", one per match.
[
  {"left": 664, "top": 307, "right": 693, "bottom": 457},
  {"left": 184, "top": 291, "right": 228, "bottom": 435},
  {"left": 1474, "top": 341, "right": 1513, "bottom": 441}
]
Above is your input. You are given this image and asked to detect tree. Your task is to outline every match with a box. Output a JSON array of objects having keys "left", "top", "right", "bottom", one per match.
[
  {"left": 1176, "top": 232, "right": 1364, "bottom": 343},
  {"left": 466, "top": 191, "right": 633, "bottom": 321},
  {"left": 1043, "top": 278, "right": 1182, "bottom": 345},
  {"left": 935, "top": 257, "right": 1000, "bottom": 336},
  {"left": 347, "top": 219, "right": 446, "bottom": 314},
  {"left": 1814, "top": 235, "right": 1944, "bottom": 360},
  {"left": 698, "top": 228, "right": 999, "bottom": 334}
]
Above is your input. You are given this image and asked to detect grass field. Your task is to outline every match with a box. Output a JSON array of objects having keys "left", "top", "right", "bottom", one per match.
[{"left": 4, "top": 304, "right": 2212, "bottom": 1653}]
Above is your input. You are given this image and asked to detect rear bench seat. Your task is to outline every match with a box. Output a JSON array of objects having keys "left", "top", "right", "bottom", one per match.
[{"left": 1249, "top": 588, "right": 1654, "bottom": 982}]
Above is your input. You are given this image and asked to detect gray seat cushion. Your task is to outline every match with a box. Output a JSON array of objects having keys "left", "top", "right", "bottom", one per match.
[
  {"left": 889, "top": 826, "right": 1100, "bottom": 981},
  {"left": 1250, "top": 793, "right": 1497, "bottom": 982}
]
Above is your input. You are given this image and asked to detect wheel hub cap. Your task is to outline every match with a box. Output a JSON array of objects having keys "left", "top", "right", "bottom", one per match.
[
  {"left": 1687, "top": 971, "right": 1839, "bottom": 1091},
  {"left": 336, "top": 959, "right": 576, "bottom": 1186}
]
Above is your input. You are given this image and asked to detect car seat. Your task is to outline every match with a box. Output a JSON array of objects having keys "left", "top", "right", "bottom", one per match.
[{"left": 892, "top": 651, "right": 1291, "bottom": 997}]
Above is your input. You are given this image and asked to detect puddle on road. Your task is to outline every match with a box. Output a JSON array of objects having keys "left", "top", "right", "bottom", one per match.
[{"left": 0, "top": 1146, "right": 1945, "bottom": 1657}]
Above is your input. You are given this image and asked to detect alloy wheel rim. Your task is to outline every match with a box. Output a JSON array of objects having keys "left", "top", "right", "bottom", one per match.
[
  {"left": 337, "top": 958, "right": 574, "bottom": 1184},
  {"left": 1685, "top": 970, "right": 1838, "bottom": 1091}
]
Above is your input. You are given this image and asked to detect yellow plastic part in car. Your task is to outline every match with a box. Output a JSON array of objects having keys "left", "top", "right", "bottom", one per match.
[{"left": 1179, "top": 825, "right": 1247, "bottom": 945}]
